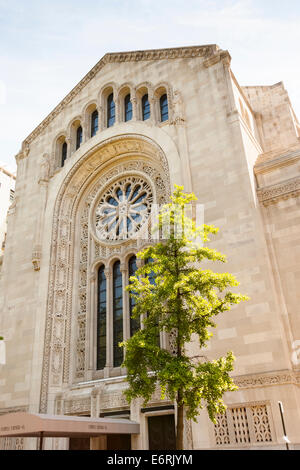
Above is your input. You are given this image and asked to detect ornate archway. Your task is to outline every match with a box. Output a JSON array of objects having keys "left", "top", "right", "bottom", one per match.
[{"left": 39, "top": 134, "right": 171, "bottom": 413}]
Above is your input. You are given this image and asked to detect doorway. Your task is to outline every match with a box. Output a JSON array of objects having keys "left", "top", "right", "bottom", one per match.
[{"left": 148, "top": 414, "right": 176, "bottom": 450}]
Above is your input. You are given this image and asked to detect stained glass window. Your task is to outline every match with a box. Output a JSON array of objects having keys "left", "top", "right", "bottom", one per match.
[{"left": 97, "top": 265, "right": 106, "bottom": 370}]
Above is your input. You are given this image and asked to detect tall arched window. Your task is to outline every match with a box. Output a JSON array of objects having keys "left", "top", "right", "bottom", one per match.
[
  {"left": 91, "top": 110, "right": 99, "bottom": 137},
  {"left": 113, "top": 260, "right": 123, "bottom": 367},
  {"left": 160, "top": 94, "right": 169, "bottom": 122},
  {"left": 128, "top": 256, "right": 139, "bottom": 336},
  {"left": 76, "top": 125, "right": 83, "bottom": 150},
  {"left": 61, "top": 141, "right": 67, "bottom": 167},
  {"left": 145, "top": 258, "right": 160, "bottom": 346},
  {"left": 97, "top": 265, "right": 106, "bottom": 370},
  {"left": 142, "top": 94, "right": 150, "bottom": 121},
  {"left": 107, "top": 93, "right": 115, "bottom": 128},
  {"left": 124, "top": 94, "right": 132, "bottom": 122}
]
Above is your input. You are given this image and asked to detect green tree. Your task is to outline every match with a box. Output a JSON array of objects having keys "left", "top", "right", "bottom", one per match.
[{"left": 121, "top": 186, "right": 249, "bottom": 450}]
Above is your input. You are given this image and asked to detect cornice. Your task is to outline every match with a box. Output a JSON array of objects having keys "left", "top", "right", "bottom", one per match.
[
  {"left": 255, "top": 146, "right": 300, "bottom": 173},
  {"left": 257, "top": 175, "right": 300, "bottom": 206},
  {"left": 203, "top": 49, "right": 231, "bottom": 69},
  {"left": 233, "top": 369, "right": 300, "bottom": 389},
  {"left": 22, "top": 45, "right": 219, "bottom": 149}
]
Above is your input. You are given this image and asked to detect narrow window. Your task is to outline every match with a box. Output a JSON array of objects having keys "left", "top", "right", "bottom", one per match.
[
  {"left": 97, "top": 266, "right": 106, "bottom": 370},
  {"left": 76, "top": 126, "right": 83, "bottom": 150},
  {"left": 107, "top": 93, "right": 115, "bottom": 128},
  {"left": 145, "top": 258, "right": 160, "bottom": 346},
  {"left": 91, "top": 110, "right": 99, "bottom": 137},
  {"left": 124, "top": 94, "right": 132, "bottom": 122},
  {"left": 160, "top": 94, "right": 168, "bottom": 122},
  {"left": 142, "top": 94, "right": 150, "bottom": 121},
  {"left": 129, "top": 256, "right": 139, "bottom": 336},
  {"left": 61, "top": 141, "right": 67, "bottom": 167},
  {"left": 113, "top": 260, "right": 123, "bottom": 367}
]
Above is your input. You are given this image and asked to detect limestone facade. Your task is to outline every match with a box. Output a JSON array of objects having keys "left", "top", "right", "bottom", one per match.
[
  {"left": 0, "top": 167, "right": 15, "bottom": 260},
  {"left": 0, "top": 44, "right": 300, "bottom": 449}
]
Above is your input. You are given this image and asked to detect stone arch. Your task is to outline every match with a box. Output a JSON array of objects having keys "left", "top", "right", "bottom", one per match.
[
  {"left": 39, "top": 133, "right": 171, "bottom": 413},
  {"left": 82, "top": 100, "right": 99, "bottom": 139},
  {"left": 154, "top": 82, "right": 173, "bottom": 123},
  {"left": 117, "top": 83, "right": 135, "bottom": 123},
  {"left": 98, "top": 82, "right": 118, "bottom": 129}
]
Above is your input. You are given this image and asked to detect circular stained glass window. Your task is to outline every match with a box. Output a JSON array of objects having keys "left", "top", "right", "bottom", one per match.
[{"left": 95, "top": 176, "right": 153, "bottom": 241}]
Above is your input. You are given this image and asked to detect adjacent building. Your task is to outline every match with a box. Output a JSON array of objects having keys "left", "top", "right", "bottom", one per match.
[{"left": 1, "top": 45, "right": 300, "bottom": 450}]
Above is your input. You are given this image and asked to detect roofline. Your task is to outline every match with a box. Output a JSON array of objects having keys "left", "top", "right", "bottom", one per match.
[
  {"left": 21, "top": 44, "right": 219, "bottom": 149},
  {"left": 0, "top": 166, "right": 16, "bottom": 180}
]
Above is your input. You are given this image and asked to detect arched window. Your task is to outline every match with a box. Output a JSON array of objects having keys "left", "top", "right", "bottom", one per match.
[
  {"left": 124, "top": 94, "right": 132, "bottom": 122},
  {"left": 160, "top": 94, "right": 169, "bottom": 122},
  {"left": 91, "top": 110, "right": 99, "bottom": 137},
  {"left": 76, "top": 126, "right": 83, "bottom": 150},
  {"left": 113, "top": 260, "right": 123, "bottom": 367},
  {"left": 145, "top": 258, "right": 160, "bottom": 346},
  {"left": 142, "top": 94, "right": 150, "bottom": 121},
  {"left": 107, "top": 93, "right": 115, "bottom": 128},
  {"left": 61, "top": 141, "right": 67, "bottom": 167},
  {"left": 97, "top": 266, "right": 106, "bottom": 370},
  {"left": 128, "top": 256, "right": 139, "bottom": 336}
]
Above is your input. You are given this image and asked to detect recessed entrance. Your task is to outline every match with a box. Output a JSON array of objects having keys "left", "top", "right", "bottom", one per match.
[
  {"left": 69, "top": 438, "right": 90, "bottom": 450},
  {"left": 148, "top": 414, "right": 176, "bottom": 450}
]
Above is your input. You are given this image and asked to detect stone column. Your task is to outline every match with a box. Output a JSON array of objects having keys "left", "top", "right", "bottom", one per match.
[
  {"left": 121, "top": 263, "right": 130, "bottom": 344},
  {"left": 114, "top": 93, "right": 120, "bottom": 125},
  {"left": 131, "top": 91, "right": 138, "bottom": 121},
  {"left": 149, "top": 93, "right": 156, "bottom": 124},
  {"left": 88, "top": 273, "right": 97, "bottom": 373},
  {"left": 130, "top": 398, "right": 142, "bottom": 450},
  {"left": 66, "top": 136, "right": 71, "bottom": 160},
  {"left": 104, "top": 269, "right": 113, "bottom": 377},
  {"left": 90, "top": 385, "right": 107, "bottom": 450}
]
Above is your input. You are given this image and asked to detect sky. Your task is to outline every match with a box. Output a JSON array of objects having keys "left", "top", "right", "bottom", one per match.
[{"left": 1, "top": 0, "right": 300, "bottom": 172}]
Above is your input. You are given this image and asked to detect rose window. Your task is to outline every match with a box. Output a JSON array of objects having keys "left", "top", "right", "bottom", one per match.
[{"left": 95, "top": 177, "right": 153, "bottom": 241}]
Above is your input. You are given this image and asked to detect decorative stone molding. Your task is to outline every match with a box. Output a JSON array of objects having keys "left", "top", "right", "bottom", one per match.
[
  {"left": 22, "top": 45, "right": 219, "bottom": 148},
  {"left": 0, "top": 406, "right": 28, "bottom": 415},
  {"left": 39, "top": 134, "right": 171, "bottom": 413},
  {"left": 32, "top": 245, "right": 42, "bottom": 271},
  {"left": 203, "top": 50, "right": 231, "bottom": 69},
  {"left": 15, "top": 143, "right": 30, "bottom": 163},
  {"left": 38, "top": 153, "right": 50, "bottom": 183},
  {"left": 169, "top": 90, "right": 185, "bottom": 126},
  {"left": 256, "top": 176, "right": 300, "bottom": 206},
  {"left": 64, "top": 397, "right": 91, "bottom": 415},
  {"left": 233, "top": 369, "right": 300, "bottom": 389}
]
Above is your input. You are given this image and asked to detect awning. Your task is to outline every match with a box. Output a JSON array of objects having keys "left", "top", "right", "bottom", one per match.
[{"left": 0, "top": 412, "right": 140, "bottom": 438}]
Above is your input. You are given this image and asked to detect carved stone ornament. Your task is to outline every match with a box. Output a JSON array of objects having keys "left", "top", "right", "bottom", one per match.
[
  {"left": 39, "top": 134, "right": 171, "bottom": 413},
  {"left": 39, "top": 153, "right": 50, "bottom": 183},
  {"left": 94, "top": 175, "right": 153, "bottom": 244},
  {"left": 257, "top": 176, "right": 300, "bottom": 206},
  {"left": 32, "top": 246, "right": 42, "bottom": 271}
]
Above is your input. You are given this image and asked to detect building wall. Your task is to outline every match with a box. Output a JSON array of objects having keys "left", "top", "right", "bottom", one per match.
[
  {"left": 1, "top": 45, "right": 300, "bottom": 450},
  {"left": 0, "top": 168, "right": 15, "bottom": 257}
]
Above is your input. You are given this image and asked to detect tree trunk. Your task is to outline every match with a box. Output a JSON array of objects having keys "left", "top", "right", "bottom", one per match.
[{"left": 176, "top": 391, "right": 184, "bottom": 450}]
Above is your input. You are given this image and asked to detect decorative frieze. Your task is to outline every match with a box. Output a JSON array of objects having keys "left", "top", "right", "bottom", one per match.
[
  {"left": 64, "top": 397, "right": 91, "bottom": 415},
  {"left": 257, "top": 176, "right": 300, "bottom": 206},
  {"left": 233, "top": 370, "right": 300, "bottom": 389}
]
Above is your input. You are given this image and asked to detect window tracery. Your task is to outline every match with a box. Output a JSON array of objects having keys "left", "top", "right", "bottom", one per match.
[{"left": 95, "top": 176, "right": 153, "bottom": 242}]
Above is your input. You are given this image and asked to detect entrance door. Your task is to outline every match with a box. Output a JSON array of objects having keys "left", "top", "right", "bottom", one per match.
[
  {"left": 107, "top": 434, "right": 131, "bottom": 450},
  {"left": 148, "top": 414, "right": 176, "bottom": 450},
  {"left": 69, "top": 438, "right": 90, "bottom": 450}
]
